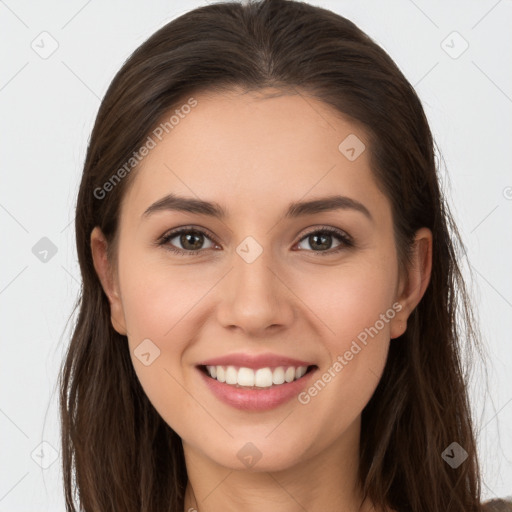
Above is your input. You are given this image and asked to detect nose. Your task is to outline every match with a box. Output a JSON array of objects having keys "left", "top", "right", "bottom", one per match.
[{"left": 215, "top": 242, "right": 295, "bottom": 336}]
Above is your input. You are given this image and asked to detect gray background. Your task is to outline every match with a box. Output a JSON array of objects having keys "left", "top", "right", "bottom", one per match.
[{"left": 1, "top": 0, "right": 511, "bottom": 509}]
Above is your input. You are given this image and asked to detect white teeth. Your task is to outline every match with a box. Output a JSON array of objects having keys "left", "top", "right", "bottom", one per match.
[
  {"left": 216, "top": 366, "right": 226, "bottom": 382},
  {"left": 272, "top": 366, "right": 285, "bottom": 385},
  {"left": 225, "top": 366, "right": 237, "bottom": 385},
  {"left": 238, "top": 367, "right": 254, "bottom": 386},
  {"left": 285, "top": 367, "right": 295, "bottom": 382},
  {"left": 204, "top": 365, "right": 309, "bottom": 387},
  {"left": 254, "top": 368, "right": 273, "bottom": 387},
  {"left": 295, "top": 366, "right": 307, "bottom": 379}
]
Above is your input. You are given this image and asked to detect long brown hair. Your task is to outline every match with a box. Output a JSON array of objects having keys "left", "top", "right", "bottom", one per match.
[{"left": 58, "top": 0, "right": 487, "bottom": 510}]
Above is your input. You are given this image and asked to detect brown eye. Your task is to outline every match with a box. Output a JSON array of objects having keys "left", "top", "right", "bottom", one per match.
[
  {"left": 177, "top": 231, "right": 206, "bottom": 251},
  {"left": 159, "top": 228, "right": 216, "bottom": 255},
  {"left": 296, "top": 227, "right": 353, "bottom": 255}
]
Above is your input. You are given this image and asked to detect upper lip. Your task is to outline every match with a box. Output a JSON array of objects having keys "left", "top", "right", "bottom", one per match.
[{"left": 196, "top": 352, "right": 315, "bottom": 370}]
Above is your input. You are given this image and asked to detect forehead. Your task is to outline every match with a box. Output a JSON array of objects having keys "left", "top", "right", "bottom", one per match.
[{"left": 120, "top": 88, "right": 387, "bottom": 221}]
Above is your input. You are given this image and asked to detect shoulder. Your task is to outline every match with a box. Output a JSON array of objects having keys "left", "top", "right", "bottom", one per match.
[{"left": 482, "top": 498, "right": 512, "bottom": 511}]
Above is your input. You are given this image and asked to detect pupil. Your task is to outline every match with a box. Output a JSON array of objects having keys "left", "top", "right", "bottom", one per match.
[
  {"left": 181, "top": 232, "right": 203, "bottom": 250},
  {"left": 311, "top": 233, "right": 331, "bottom": 251}
]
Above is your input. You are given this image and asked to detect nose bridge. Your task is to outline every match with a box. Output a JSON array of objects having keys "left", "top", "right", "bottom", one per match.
[
  {"left": 234, "top": 244, "right": 274, "bottom": 296},
  {"left": 232, "top": 235, "right": 278, "bottom": 306},
  {"left": 216, "top": 234, "right": 293, "bottom": 332}
]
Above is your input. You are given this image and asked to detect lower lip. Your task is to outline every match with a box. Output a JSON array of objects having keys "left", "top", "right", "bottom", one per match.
[{"left": 197, "top": 366, "right": 317, "bottom": 411}]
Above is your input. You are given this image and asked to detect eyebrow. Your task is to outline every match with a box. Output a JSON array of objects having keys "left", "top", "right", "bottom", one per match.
[{"left": 142, "top": 193, "right": 373, "bottom": 222}]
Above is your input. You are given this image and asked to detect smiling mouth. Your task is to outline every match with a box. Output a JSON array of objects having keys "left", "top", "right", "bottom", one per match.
[{"left": 198, "top": 364, "right": 317, "bottom": 389}]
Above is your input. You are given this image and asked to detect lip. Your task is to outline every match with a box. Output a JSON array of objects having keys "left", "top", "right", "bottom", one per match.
[
  {"left": 196, "top": 364, "right": 318, "bottom": 411},
  {"left": 196, "top": 352, "right": 315, "bottom": 370}
]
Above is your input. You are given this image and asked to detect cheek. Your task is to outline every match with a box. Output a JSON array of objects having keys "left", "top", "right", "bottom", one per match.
[
  {"left": 292, "top": 253, "right": 397, "bottom": 399},
  {"left": 290, "top": 265, "right": 396, "bottom": 439},
  {"left": 119, "top": 254, "right": 209, "bottom": 343},
  {"left": 296, "top": 255, "right": 398, "bottom": 342},
  {"left": 117, "top": 260, "right": 205, "bottom": 432},
  {"left": 116, "top": 256, "right": 196, "bottom": 385}
]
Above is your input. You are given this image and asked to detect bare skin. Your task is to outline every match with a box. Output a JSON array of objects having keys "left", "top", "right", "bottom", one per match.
[{"left": 91, "top": 87, "right": 432, "bottom": 512}]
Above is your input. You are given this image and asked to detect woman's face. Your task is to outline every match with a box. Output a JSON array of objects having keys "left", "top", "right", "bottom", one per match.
[{"left": 92, "top": 88, "right": 430, "bottom": 472}]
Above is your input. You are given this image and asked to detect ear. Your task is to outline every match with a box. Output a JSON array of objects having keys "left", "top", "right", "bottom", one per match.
[
  {"left": 90, "top": 226, "right": 127, "bottom": 335},
  {"left": 390, "top": 227, "right": 433, "bottom": 339}
]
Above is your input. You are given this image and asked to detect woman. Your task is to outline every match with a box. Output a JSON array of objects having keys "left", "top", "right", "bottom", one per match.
[{"left": 58, "top": 0, "right": 509, "bottom": 510}]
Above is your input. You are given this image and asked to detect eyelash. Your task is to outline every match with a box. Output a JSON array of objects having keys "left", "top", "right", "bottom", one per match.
[{"left": 156, "top": 225, "right": 354, "bottom": 257}]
